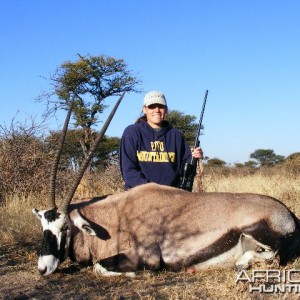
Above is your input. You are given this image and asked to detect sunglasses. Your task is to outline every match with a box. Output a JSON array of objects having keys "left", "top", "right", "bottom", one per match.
[{"left": 146, "top": 104, "right": 166, "bottom": 109}]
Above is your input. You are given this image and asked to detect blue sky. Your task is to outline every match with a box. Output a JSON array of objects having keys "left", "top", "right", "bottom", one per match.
[{"left": 1, "top": 1, "right": 299, "bottom": 164}]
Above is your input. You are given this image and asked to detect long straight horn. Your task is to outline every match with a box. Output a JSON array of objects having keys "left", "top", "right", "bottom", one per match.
[
  {"left": 48, "top": 97, "right": 75, "bottom": 210},
  {"left": 59, "top": 92, "right": 126, "bottom": 214}
]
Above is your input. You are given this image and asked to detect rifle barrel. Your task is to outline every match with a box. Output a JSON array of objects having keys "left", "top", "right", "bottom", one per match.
[{"left": 194, "top": 90, "right": 208, "bottom": 148}]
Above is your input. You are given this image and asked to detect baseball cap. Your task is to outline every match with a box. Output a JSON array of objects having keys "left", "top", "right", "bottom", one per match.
[{"left": 143, "top": 91, "right": 167, "bottom": 107}]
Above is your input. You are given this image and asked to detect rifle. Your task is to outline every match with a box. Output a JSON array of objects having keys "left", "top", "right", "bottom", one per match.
[{"left": 178, "top": 90, "right": 208, "bottom": 191}]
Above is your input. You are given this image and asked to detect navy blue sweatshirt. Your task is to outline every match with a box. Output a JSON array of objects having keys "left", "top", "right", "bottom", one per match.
[{"left": 119, "top": 120, "right": 192, "bottom": 189}]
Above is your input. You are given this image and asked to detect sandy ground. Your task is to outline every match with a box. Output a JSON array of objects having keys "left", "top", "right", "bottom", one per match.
[
  {"left": 0, "top": 243, "right": 210, "bottom": 300},
  {"left": 2, "top": 242, "right": 298, "bottom": 300}
]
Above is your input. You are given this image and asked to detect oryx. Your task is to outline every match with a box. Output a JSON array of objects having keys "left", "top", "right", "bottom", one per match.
[{"left": 33, "top": 94, "right": 300, "bottom": 276}]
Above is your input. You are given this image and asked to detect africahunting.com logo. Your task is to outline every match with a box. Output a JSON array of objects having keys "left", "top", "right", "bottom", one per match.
[{"left": 236, "top": 269, "right": 300, "bottom": 293}]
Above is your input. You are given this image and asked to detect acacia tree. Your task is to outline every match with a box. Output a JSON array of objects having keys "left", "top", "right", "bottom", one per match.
[
  {"left": 165, "top": 110, "right": 199, "bottom": 145},
  {"left": 250, "top": 149, "right": 284, "bottom": 167},
  {"left": 206, "top": 158, "right": 226, "bottom": 167},
  {"left": 46, "top": 129, "right": 120, "bottom": 171},
  {"left": 244, "top": 160, "right": 258, "bottom": 168},
  {"left": 40, "top": 54, "right": 140, "bottom": 170}
]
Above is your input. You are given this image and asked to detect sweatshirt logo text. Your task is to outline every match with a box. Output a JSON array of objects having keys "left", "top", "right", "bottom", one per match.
[{"left": 137, "top": 141, "right": 175, "bottom": 162}]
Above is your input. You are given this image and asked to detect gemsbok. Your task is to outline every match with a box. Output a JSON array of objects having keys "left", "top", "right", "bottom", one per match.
[{"left": 33, "top": 93, "right": 300, "bottom": 276}]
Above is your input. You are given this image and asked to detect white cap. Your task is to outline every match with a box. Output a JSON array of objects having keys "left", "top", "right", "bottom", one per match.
[{"left": 143, "top": 91, "right": 167, "bottom": 107}]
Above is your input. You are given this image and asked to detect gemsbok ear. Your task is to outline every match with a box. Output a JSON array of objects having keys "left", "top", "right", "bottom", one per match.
[
  {"left": 81, "top": 224, "right": 97, "bottom": 236},
  {"left": 73, "top": 217, "right": 97, "bottom": 236},
  {"left": 32, "top": 208, "right": 42, "bottom": 220}
]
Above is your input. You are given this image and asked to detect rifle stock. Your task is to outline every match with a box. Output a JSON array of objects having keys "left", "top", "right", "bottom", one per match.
[{"left": 178, "top": 90, "right": 208, "bottom": 191}]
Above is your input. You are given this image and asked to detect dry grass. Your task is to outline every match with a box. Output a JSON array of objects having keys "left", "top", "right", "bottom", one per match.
[
  {"left": 1, "top": 170, "right": 300, "bottom": 299},
  {"left": 0, "top": 194, "right": 42, "bottom": 245},
  {"left": 204, "top": 172, "right": 300, "bottom": 215},
  {"left": 75, "top": 165, "right": 125, "bottom": 199}
]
